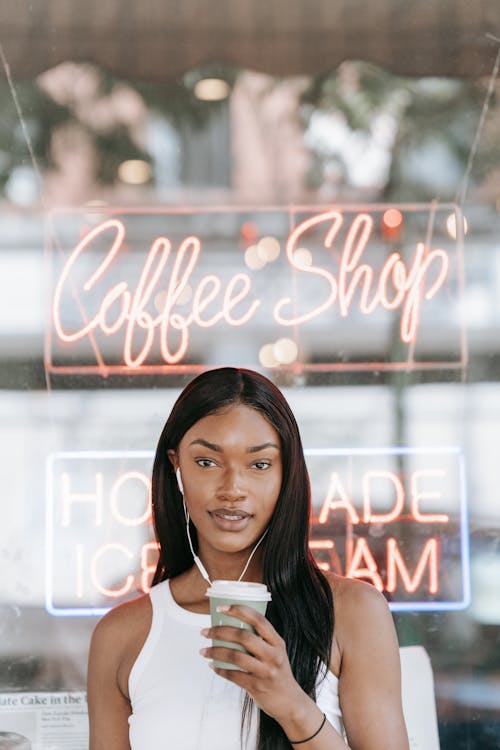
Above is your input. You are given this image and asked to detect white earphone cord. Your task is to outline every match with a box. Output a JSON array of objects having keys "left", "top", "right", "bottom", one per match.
[{"left": 184, "top": 500, "right": 268, "bottom": 585}]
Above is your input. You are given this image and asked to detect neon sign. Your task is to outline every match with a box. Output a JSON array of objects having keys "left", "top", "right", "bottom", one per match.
[
  {"left": 307, "top": 447, "right": 469, "bottom": 612},
  {"left": 46, "top": 205, "right": 466, "bottom": 376},
  {"left": 46, "top": 447, "right": 469, "bottom": 616}
]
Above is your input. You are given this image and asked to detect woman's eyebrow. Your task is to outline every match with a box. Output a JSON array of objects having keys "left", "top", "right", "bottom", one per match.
[
  {"left": 247, "top": 442, "right": 280, "bottom": 453},
  {"left": 189, "top": 438, "right": 222, "bottom": 452},
  {"left": 188, "top": 438, "right": 279, "bottom": 453}
]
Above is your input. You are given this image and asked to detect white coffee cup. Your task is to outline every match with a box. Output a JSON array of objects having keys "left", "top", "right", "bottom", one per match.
[{"left": 206, "top": 580, "right": 272, "bottom": 670}]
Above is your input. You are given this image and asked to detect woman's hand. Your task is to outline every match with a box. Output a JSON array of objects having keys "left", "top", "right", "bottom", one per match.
[{"left": 199, "top": 604, "right": 305, "bottom": 724}]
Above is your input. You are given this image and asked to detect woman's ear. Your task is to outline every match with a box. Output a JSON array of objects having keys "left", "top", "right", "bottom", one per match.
[
  {"left": 167, "top": 449, "right": 178, "bottom": 471},
  {"left": 167, "top": 450, "right": 184, "bottom": 494}
]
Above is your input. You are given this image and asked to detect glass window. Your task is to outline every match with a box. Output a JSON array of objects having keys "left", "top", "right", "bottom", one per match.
[{"left": 0, "top": 5, "right": 499, "bottom": 748}]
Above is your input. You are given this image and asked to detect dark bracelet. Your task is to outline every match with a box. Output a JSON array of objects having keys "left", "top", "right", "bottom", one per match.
[{"left": 288, "top": 712, "right": 327, "bottom": 745}]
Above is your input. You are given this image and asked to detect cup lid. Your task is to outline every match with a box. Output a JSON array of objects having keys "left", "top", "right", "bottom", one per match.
[{"left": 206, "top": 580, "right": 272, "bottom": 601}]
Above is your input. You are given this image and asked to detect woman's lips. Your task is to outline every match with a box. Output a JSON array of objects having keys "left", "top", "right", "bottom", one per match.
[{"left": 209, "top": 509, "right": 253, "bottom": 532}]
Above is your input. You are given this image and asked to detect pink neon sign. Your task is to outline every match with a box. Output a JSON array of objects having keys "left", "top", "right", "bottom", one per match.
[
  {"left": 46, "top": 205, "right": 466, "bottom": 376},
  {"left": 46, "top": 447, "right": 469, "bottom": 615}
]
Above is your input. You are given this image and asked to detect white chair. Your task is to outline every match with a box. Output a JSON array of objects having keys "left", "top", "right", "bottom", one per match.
[{"left": 400, "top": 646, "right": 441, "bottom": 750}]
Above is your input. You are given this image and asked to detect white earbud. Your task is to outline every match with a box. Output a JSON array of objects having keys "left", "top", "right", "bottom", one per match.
[
  {"left": 177, "top": 471, "right": 211, "bottom": 584},
  {"left": 175, "top": 467, "right": 184, "bottom": 495}
]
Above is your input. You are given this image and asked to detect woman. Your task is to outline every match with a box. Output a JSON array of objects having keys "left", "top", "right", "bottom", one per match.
[{"left": 87, "top": 367, "right": 409, "bottom": 749}]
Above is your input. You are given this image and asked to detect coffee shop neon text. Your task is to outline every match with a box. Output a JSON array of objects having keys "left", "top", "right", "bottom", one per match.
[{"left": 52, "top": 212, "right": 450, "bottom": 368}]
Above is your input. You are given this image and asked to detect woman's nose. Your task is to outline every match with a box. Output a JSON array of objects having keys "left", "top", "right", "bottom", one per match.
[{"left": 217, "top": 467, "right": 246, "bottom": 499}]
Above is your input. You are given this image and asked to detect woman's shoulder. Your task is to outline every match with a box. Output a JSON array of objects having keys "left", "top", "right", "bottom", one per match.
[
  {"left": 90, "top": 591, "right": 152, "bottom": 664},
  {"left": 327, "top": 572, "right": 389, "bottom": 613},
  {"left": 324, "top": 573, "right": 396, "bottom": 653}
]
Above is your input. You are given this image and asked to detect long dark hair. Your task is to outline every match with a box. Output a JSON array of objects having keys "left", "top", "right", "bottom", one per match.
[{"left": 151, "top": 367, "right": 334, "bottom": 749}]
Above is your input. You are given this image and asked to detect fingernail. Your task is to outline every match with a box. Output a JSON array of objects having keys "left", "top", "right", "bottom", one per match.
[
  {"left": 200, "top": 628, "right": 209, "bottom": 636},
  {"left": 216, "top": 605, "right": 230, "bottom": 613},
  {"left": 199, "top": 648, "right": 208, "bottom": 656}
]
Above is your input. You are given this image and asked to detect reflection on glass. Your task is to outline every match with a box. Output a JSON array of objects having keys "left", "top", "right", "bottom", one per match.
[{"left": 0, "top": 733, "right": 31, "bottom": 750}]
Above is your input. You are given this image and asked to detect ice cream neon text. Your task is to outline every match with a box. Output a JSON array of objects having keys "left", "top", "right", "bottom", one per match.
[{"left": 52, "top": 465, "right": 452, "bottom": 602}]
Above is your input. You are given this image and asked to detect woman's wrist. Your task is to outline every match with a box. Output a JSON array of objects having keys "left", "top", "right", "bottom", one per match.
[
  {"left": 288, "top": 713, "right": 327, "bottom": 745},
  {"left": 277, "top": 693, "right": 326, "bottom": 745}
]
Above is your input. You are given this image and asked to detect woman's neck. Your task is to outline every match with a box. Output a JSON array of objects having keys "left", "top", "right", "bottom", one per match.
[{"left": 196, "top": 543, "right": 264, "bottom": 584}]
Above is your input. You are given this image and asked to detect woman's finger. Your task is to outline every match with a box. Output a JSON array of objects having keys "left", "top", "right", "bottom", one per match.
[
  {"left": 201, "top": 625, "right": 273, "bottom": 658},
  {"left": 209, "top": 663, "right": 255, "bottom": 691},
  {"left": 200, "top": 644, "right": 264, "bottom": 675},
  {"left": 214, "top": 605, "right": 283, "bottom": 646}
]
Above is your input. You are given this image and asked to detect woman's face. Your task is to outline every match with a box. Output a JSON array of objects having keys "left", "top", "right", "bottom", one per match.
[{"left": 169, "top": 403, "right": 282, "bottom": 556}]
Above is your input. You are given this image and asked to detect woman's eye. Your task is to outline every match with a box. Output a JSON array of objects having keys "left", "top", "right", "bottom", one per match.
[
  {"left": 196, "top": 458, "right": 217, "bottom": 468},
  {"left": 253, "top": 461, "right": 271, "bottom": 470}
]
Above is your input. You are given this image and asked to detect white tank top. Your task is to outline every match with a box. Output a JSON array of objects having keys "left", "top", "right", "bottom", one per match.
[{"left": 128, "top": 579, "right": 343, "bottom": 750}]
